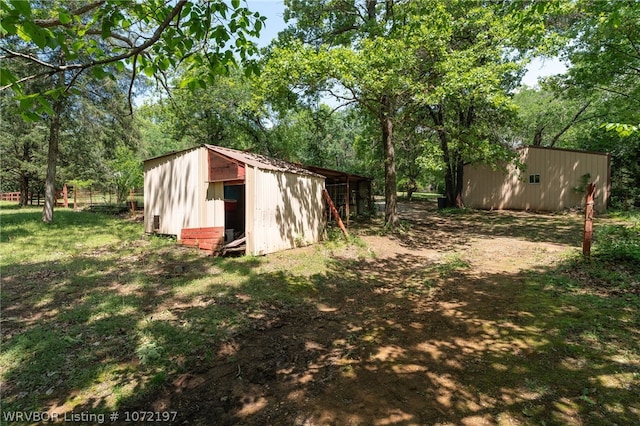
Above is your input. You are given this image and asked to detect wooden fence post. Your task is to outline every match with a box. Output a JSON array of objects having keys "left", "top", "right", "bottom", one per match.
[
  {"left": 62, "top": 184, "right": 68, "bottom": 208},
  {"left": 129, "top": 188, "right": 135, "bottom": 213},
  {"left": 582, "top": 183, "right": 596, "bottom": 258}
]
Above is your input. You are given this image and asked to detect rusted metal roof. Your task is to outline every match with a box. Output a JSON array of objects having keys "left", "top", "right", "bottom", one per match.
[
  {"left": 302, "top": 164, "right": 372, "bottom": 184},
  {"left": 204, "top": 144, "right": 324, "bottom": 178}
]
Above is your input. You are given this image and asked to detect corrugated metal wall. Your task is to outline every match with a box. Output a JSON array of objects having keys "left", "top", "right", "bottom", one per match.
[
  {"left": 463, "top": 147, "right": 610, "bottom": 211},
  {"left": 145, "top": 146, "right": 325, "bottom": 253},
  {"left": 144, "top": 147, "right": 202, "bottom": 235},
  {"left": 144, "top": 147, "right": 224, "bottom": 236},
  {"left": 246, "top": 166, "right": 325, "bottom": 256}
]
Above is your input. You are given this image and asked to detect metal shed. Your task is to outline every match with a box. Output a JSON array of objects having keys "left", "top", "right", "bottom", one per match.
[
  {"left": 143, "top": 144, "right": 326, "bottom": 255},
  {"left": 463, "top": 146, "right": 611, "bottom": 212},
  {"left": 302, "top": 165, "right": 373, "bottom": 221}
]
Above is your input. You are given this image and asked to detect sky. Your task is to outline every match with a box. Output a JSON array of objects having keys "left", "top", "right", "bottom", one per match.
[{"left": 244, "top": 0, "right": 568, "bottom": 87}]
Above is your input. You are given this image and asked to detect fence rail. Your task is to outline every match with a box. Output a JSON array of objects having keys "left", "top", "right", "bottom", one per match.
[
  {"left": 0, "top": 192, "right": 20, "bottom": 202},
  {"left": 1, "top": 187, "right": 144, "bottom": 211}
]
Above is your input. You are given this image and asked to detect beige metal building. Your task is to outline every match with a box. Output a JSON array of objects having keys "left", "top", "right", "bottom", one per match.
[
  {"left": 463, "top": 146, "right": 610, "bottom": 212},
  {"left": 143, "top": 144, "right": 326, "bottom": 255}
]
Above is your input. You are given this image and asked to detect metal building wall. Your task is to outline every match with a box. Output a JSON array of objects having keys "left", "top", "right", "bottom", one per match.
[
  {"left": 463, "top": 147, "right": 610, "bottom": 211},
  {"left": 144, "top": 147, "right": 201, "bottom": 235},
  {"left": 144, "top": 147, "right": 224, "bottom": 236},
  {"left": 246, "top": 166, "right": 325, "bottom": 255}
]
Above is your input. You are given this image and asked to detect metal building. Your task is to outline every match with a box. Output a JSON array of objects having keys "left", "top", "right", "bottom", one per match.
[
  {"left": 463, "top": 146, "right": 611, "bottom": 212},
  {"left": 143, "top": 145, "right": 326, "bottom": 255}
]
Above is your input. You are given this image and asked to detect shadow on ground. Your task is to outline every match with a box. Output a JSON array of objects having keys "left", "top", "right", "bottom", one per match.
[
  {"left": 109, "top": 252, "right": 640, "bottom": 426},
  {"left": 1, "top": 204, "right": 637, "bottom": 425}
]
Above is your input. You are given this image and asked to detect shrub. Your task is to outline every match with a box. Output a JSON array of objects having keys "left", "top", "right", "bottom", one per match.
[{"left": 593, "top": 222, "right": 640, "bottom": 266}]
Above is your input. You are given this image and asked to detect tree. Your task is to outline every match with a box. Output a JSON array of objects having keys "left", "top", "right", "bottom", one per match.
[
  {"left": 1, "top": 0, "right": 264, "bottom": 222},
  {"left": 412, "top": 2, "right": 527, "bottom": 207},
  {"left": 264, "top": 0, "right": 453, "bottom": 229},
  {"left": 511, "top": 85, "right": 597, "bottom": 149},
  {"left": 0, "top": 96, "right": 47, "bottom": 204},
  {"left": 109, "top": 144, "right": 143, "bottom": 203},
  {"left": 555, "top": 0, "right": 640, "bottom": 206}
]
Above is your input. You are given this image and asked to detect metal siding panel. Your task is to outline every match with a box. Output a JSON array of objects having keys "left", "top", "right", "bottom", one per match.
[
  {"left": 463, "top": 146, "right": 609, "bottom": 211},
  {"left": 245, "top": 166, "right": 256, "bottom": 255},
  {"left": 143, "top": 147, "right": 202, "bottom": 236},
  {"left": 204, "top": 182, "right": 225, "bottom": 228},
  {"left": 251, "top": 168, "right": 324, "bottom": 255}
]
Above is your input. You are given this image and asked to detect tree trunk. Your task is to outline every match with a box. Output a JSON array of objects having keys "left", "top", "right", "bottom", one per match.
[
  {"left": 533, "top": 127, "right": 544, "bottom": 146},
  {"left": 42, "top": 97, "right": 64, "bottom": 223},
  {"left": 19, "top": 174, "right": 29, "bottom": 207},
  {"left": 382, "top": 115, "right": 399, "bottom": 229},
  {"left": 454, "top": 157, "right": 465, "bottom": 208},
  {"left": 439, "top": 130, "right": 455, "bottom": 206},
  {"left": 440, "top": 133, "right": 465, "bottom": 208}
]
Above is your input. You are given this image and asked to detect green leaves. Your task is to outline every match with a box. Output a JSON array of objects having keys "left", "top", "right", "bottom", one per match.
[
  {"left": 2, "top": 0, "right": 266, "bottom": 121},
  {"left": 9, "top": 0, "right": 31, "bottom": 17},
  {"left": 601, "top": 123, "right": 639, "bottom": 138}
]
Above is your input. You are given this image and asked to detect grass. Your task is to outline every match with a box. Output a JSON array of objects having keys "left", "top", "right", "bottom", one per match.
[
  {"left": 0, "top": 205, "right": 331, "bottom": 416},
  {"left": 396, "top": 191, "right": 442, "bottom": 201},
  {"left": 1, "top": 203, "right": 638, "bottom": 424}
]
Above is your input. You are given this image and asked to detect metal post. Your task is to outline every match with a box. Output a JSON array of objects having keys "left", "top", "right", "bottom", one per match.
[
  {"left": 582, "top": 183, "right": 596, "bottom": 258},
  {"left": 345, "top": 175, "right": 350, "bottom": 226}
]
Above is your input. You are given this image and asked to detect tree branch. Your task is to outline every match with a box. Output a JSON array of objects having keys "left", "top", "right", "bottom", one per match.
[
  {"left": 549, "top": 101, "right": 591, "bottom": 147},
  {"left": 0, "top": 47, "right": 58, "bottom": 69},
  {"left": 32, "top": 1, "right": 106, "bottom": 28},
  {"left": 89, "top": 0, "right": 188, "bottom": 68},
  {"left": 0, "top": 70, "right": 56, "bottom": 91},
  {"left": 86, "top": 30, "right": 135, "bottom": 48},
  {"left": 127, "top": 54, "right": 138, "bottom": 115},
  {"left": 1, "top": 0, "right": 188, "bottom": 92}
]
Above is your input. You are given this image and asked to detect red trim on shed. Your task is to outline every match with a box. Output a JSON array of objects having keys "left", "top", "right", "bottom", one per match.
[{"left": 179, "top": 226, "right": 224, "bottom": 254}]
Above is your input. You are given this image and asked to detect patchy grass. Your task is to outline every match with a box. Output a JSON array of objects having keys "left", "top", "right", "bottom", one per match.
[{"left": 0, "top": 204, "right": 638, "bottom": 425}]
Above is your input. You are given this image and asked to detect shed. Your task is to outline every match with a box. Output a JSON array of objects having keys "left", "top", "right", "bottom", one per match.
[
  {"left": 463, "top": 146, "right": 611, "bottom": 212},
  {"left": 302, "top": 165, "right": 373, "bottom": 220},
  {"left": 143, "top": 144, "right": 326, "bottom": 255}
]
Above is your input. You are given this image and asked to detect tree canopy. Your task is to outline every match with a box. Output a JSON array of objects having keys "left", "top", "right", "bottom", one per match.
[
  {"left": 2, "top": 0, "right": 639, "bottom": 222},
  {"left": 0, "top": 0, "right": 264, "bottom": 222}
]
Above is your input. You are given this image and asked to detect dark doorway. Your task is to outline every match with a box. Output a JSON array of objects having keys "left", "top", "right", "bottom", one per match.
[{"left": 223, "top": 184, "right": 245, "bottom": 243}]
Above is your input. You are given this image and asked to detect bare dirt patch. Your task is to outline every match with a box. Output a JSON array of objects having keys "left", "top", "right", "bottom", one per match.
[
  {"left": 114, "top": 202, "right": 632, "bottom": 426},
  {"left": 3, "top": 203, "right": 636, "bottom": 425}
]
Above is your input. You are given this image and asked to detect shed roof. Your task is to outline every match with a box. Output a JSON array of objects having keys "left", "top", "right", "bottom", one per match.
[
  {"left": 143, "top": 144, "right": 324, "bottom": 178},
  {"left": 519, "top": 145, "right": 609, "bottom": 157},
  {"left": 205, "top": 145, "right": 323, "bottom": 177},
  {"left": 302, "top": 164, "right": 372, "bottom": 184}
]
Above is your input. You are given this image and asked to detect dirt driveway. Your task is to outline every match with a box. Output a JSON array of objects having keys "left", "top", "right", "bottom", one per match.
[{"left": 122, "top": 202, "right": 627, "bottom": 425}]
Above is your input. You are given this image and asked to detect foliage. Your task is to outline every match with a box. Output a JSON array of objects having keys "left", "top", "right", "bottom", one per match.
[
  {"left": 1, "top": 0, "right": 264, "bottom": 223},
  {"left": 264, "top": 0, "right": 444, "bottom": 228},
  {"left": 410, "top": 1, "right": 528, "bottom": 207},
  {"left": 601, "top": 123, "right": 639, "bottom": 138},
  {"left": 0, "top": 90, "right": 47, "bottom": 197},
  {"left": 0, "top": 0, "right": 265, "bottom": 115},
  {"left": 141, "top": 69, "right": 261, "bottom": 152},
  {"left": 560, "top": 0, "right": 640, "bottom": 207},
  {"left": 593, "top": 222, "right": 640, "bottom": 266},
  {"left": 510, "top": 85, "right": 596, "bottom": 149},
  {"left": 108, "top": 145, "right": 143, "bottom": 203}
]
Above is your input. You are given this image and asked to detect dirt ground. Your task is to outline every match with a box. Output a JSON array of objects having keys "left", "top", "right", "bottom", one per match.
[{"left": 120, "top": 202, "right": 589, "bottom": 425}]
